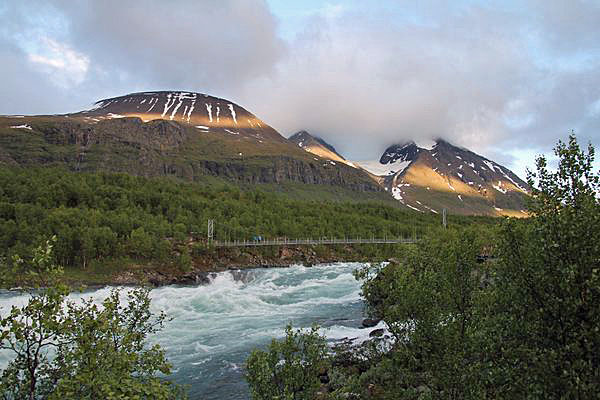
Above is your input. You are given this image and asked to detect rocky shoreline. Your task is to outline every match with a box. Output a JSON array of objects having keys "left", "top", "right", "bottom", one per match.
[{"left": 105, "top": 244, "right": 395, "bottom": 288}]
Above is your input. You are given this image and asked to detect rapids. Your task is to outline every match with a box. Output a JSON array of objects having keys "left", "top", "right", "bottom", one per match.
[{"left": 0, "top": 263, "right": 373, "bottom": 399}]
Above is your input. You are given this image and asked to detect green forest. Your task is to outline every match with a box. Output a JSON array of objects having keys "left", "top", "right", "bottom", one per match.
[{"left": 0, "top": 166, "right": 491, "bottom": 281}]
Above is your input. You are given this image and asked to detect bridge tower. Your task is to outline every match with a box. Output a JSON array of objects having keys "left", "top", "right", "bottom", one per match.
[{"left": 207, "top": 219, "right": 214, "bottom": 243}]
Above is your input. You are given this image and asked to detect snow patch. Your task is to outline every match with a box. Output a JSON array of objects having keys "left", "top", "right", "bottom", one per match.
[
  {"left": 359, "top": 160, "right": 411, "bottom": 176},
  {"left": 161, "top": 93, "right": 175, "bottom": 117},
  {"left": 500, "top": 168, "right": 528, "bottom": 192},
  {"left": 195, "top": 125, "right": 209, "bottom": 130},
  {"left": 391, "top": 186, "right": 404, "bottom": 201},
  {"left": 492, "top": 181, "right": 507, "bottom": 194},
  {"left": 10, "top": 124, "right": 32, "bottom": 130},
  {"left": 187, "top": 100, "right": 196, "bottom": 122},
  {"left": 414, "top": 139, "right": 436, "bottom": 150},
  {"left": 406, "top": 204, "right": 423, "bottom": 213},
  {"left": 147, "top": 98, "right": 158, "bottom": 112},
  {"left": 228, "top": 104, "right": 237, "bottom": 124},
  {"left": 205, "top": 104, "right": 213, "bottom": 122},
  {"left": 483, "top": 160, "right": 496, "bottom": 172},
  {"left": 458, "top": 195, "right": 463, "bottom": 201},
  {"left": 448, "top": 181, "right": 456, "bottom": 191},
  {"left": 422, "top": 204, "right": 438, "bottom": 214},
  {"left": 224, "top": 129, "right": 239, "bottom": 135}
]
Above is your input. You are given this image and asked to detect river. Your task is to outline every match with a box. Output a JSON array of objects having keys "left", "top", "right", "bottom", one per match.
[{"left": 0, "top": 262, "right": 375, "bottom": 399}]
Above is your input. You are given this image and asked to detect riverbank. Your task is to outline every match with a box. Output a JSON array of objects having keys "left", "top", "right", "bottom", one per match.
[
  {"left": 110, "top": 243, "right": 405, "bottom": 287},
  {"left": 4, "top": 243, "right": 410, "bottom": 289}
]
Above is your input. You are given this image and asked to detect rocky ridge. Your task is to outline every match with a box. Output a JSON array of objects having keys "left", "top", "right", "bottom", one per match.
[{"left": 361, "top": 139, "right": 530, "bottom": 216}]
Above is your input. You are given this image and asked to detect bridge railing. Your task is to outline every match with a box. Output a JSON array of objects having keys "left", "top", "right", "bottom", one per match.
[{"left": 212, "top": 237, "right": 418, "bottom": 247}]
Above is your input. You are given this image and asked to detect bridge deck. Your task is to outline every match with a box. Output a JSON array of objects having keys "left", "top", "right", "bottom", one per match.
[{"left": 213, "top": 238, "right": 418, "bottom": 247}]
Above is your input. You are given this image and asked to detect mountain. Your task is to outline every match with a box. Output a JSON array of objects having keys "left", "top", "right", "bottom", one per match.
[
  {"left": 0, "top": 91, "right": 382, "bottom": 194},
  {"left": 359, "top": 139, "right": 530, "bottom": 216},
  {"left": 81, "top": 91, "right": 286, "bottom": 143},
  {"left": 288, "top": 130, "right": 356, "bottom": 167}
]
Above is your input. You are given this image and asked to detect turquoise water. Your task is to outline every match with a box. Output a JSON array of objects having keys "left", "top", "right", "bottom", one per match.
[{"left": 0, "top": 263, "right": 372, "bottom": 399}]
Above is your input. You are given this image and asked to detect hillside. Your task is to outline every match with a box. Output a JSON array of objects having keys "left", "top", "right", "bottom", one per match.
[
  {"left": 0, "top": 91, "right": 382, "bottom": 194},
  {"left": 0, "top": 166, "right": 486, "bottom": 286},
  {"left": 359, "top": 139, "right": 530, "bottom": 216},
  {"left": 288, "top": 130, "right": 356, "bottom": 167}
]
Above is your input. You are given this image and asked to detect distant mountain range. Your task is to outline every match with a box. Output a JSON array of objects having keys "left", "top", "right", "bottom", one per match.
[
  {"left": 289, "top": 131, "right": 529, "bottom": 216},
  {"left": 0, "top": 91, "right": 529, "bottom": 216},
  {"left": 0, "top": 91, "right": 381, "bottom": 195}
]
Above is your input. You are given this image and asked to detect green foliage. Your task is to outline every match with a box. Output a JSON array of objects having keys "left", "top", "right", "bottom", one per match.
[
  {"left": 333, "top": 134, "right": 600, "bottom": 399},
  {"left": 356, "top": 226, "right": 493, "bottom": 398},
  {"left": 245, "top": 325, "right": 329, "bottom": 400},
  {"left": 490, "top": 134, "right": 600, "bottom": 397},
  {"left": 0, "top": 166, "right": 489, "bottom": 283},
  {"left": 0, "top": 239, "right": 185, "bottom": 399}
]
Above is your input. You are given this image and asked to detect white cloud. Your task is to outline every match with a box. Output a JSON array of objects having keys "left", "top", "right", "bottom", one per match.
[
  {"left": 0, "top": 0, "right": 599, "bottom": 178},
  {"left": 27, "top": 37, "right": 89, "bottom": 87}
]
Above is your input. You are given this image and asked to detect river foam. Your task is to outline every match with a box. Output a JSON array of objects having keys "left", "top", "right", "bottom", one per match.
[{"left": 1, "top": 263, "right": 370, "bottom": 399}]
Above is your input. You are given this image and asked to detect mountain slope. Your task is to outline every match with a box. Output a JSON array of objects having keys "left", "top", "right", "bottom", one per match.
[
  {"left": 0, "top": 91, "right": 382, "bottom": 194},
  {"left": 80, "top": 91, "right": 285, "bottom": 143},
  {"left": 288, "top": 130, "right": 356, "bottom": 167},
  {"left": 359, "top": 139, "right": 530, "bottom": 216}
]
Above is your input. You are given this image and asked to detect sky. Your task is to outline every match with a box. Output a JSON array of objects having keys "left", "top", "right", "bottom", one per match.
[{"left": 1, "top": 0, "right": 599, "bottom": 178}]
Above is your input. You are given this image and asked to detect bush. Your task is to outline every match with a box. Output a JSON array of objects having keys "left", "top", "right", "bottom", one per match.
[{"left": 246, "top": 325, "right": 329, "bottom": 400}]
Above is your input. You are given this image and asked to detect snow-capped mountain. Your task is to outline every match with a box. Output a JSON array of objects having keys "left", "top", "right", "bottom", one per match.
[
  {"left": 360, "top": 139, "right": 530, "bottom": 216},
  {"left": 79, "top": 91, "right": 286, "bottom": 143},
  {"left": 288, "top": 130, "right": 356, "bottom": 168},
  {"left": 0, "top": 91, "right": 382, "bottom": 193}
]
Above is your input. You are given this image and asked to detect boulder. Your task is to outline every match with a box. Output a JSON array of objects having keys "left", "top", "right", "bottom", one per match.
[
  {"left": 361, "top": 318, "right": 381, "bottom": 328},
  {"left": 369, "top": 328, "right": 385, "bottom": 338}
]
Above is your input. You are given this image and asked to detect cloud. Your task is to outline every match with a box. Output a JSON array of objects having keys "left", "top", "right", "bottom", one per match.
[
  {"left": 240, "top": 1, "right": 600, "bottom": 164},
  {"left": 28, "top": 37, "right": 90, "bottom": 87},
  {"left": 52, "top": 0, "right": 286, "bottom": 99},
  {"left": 0, "top": 0, "right": 599, "bottom": 176},
  {"left": 0, "top": 0, "right": 285, "bottom": 109}
]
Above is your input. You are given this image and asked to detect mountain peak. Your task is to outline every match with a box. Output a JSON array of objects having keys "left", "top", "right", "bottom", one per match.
[
  {"left": 76, "top": 90, "right": 286, "bottom": 142},
  {"left": 288, "top": 130, "right": 353, "bottom": 166},
  {"left": 358, "top": 137, "right": 530, "bottom": 216}
]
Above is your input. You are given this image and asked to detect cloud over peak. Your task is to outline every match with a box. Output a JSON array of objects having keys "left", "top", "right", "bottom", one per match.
[{"left": 0, "top": 0, "right": 599, "bottom": 174}]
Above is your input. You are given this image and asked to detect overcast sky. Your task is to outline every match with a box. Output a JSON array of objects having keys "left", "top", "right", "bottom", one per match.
[{"left": 1, "top": 0, "right": 599, "bottom": 178}]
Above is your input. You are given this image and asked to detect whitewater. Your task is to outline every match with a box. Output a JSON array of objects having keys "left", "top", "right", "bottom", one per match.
[{"left": 0, "top": 262, "right": 374, "bottom": 399}]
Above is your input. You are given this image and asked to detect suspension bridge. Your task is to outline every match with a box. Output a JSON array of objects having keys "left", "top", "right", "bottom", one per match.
[
  {"left": 212, "top": 237, "right": 418, "bottom": 247},
  {"left": 205, "top": 219, "right": 421, "bottom": 248}
]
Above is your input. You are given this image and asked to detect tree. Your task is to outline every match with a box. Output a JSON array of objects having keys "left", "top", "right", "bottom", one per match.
[
  {"left": 355, "top": 226, "right": 493, "bottom": 399},
  {"left": 491, "top": 134, "right": 600, "bottom": 397},
  {"left": 0, "top": 237, "right": 185, "bottom": 399},
  {"left": 245, "top": 325, "right": 329, "bottom": 400}
]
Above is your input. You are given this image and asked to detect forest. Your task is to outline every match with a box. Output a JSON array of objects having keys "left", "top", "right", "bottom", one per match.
[{"left": 0, "top": 166, "right": 491, "bottom": 277}]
